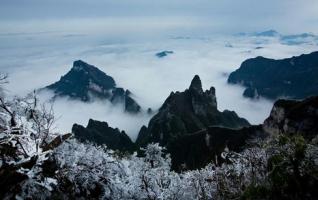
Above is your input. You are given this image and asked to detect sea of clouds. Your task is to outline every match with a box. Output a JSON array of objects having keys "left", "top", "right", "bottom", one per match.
[{"left": 0, "top": 18, "right": 317, "bottom": 141}]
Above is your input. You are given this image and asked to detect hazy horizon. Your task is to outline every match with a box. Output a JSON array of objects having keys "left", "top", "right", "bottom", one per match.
[{"left": 1, "top": 0, "right": 318, "bottom": 34}]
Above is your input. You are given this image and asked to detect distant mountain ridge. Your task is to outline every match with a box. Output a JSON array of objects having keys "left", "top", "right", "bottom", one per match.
[
  {"left": 236, "top": 29, "right": 318, "bottom": 45},
  {"left": 254, "top": 29, "right": 280, "bottom": 37},
  {"left": 228, "top": 51, "right": 318, "bottom": 100},
  {"left": 45, "top": 60, "right": 141, "bottom": 113}
]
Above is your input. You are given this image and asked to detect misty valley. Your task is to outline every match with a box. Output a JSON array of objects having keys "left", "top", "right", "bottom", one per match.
[{"left": 1, "top": 1, "right": 318, "bottom": 199}]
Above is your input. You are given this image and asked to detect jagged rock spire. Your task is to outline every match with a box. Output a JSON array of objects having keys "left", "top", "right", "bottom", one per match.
[
  {"left": 136, "top": 75, "right": 250, "bottom": 147},
  {"left": 189, "top": 75, "right": 203, "bottom": 92}
]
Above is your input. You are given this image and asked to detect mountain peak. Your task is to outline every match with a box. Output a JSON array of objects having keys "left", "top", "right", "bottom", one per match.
[
  {"left": 73, "top": 59, "right": 87, "bottom": 66},
  {"left": 72, "top": 60, "right": 95, "bottom": 72},
  {"left": 189, "top": 75, "right": 203, "bottom": 92},
  {"left": 136, "top": 76, "right": 249, "bottom": 146},
  {"left": 44, "top": 61, "right": 142, "bottom": 113}
]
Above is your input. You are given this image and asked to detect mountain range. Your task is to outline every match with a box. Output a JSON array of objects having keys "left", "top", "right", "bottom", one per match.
[
  {"left": 237, "top": 29, "right": 318, "bottom": 45},
  {"left": 73, "top": 75, "right": 254, "bottom": 170},
  {"left": 2, "top": 52, "right": 318, "bottom": 199},
  {"left": 44, "top": 53, "right": 318, "bottom": 170},
  {"left": 72, "top": 79, "right": 318, "bottom": 170}
]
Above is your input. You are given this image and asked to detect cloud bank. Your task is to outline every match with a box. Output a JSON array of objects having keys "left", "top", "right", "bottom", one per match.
[
  {"left": 0, "top": 0, "right": 317, "bottom": 140},
  {"left": 1, "top": 29, "right": 317, "bottom": 140}
]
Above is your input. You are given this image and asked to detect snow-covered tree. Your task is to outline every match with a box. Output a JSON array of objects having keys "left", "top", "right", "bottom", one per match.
[{"left": 0, "top": 77, "right": 70, "bottom": 199}]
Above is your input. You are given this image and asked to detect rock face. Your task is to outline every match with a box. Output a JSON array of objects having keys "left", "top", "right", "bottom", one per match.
[
  {"left": 111, "top": 88, "right": 141, "bottom": 113},
  {"left": 169, "top": 125, "right": 265, "bottom": 170},
  {"left": 228, "top": 51, "right": 318, "bottom": 100},
  {"left": 136, "top": 75, "right": 250, "bottom": 146},
  {"left": 263, "top": 96, "right": 318, "bottom": 140},
  {"left": 72, "top": 119, "right": 136, "bottom": 152},
  {"left": 45, "top": 60, "right": 141, "bottom": 113}
]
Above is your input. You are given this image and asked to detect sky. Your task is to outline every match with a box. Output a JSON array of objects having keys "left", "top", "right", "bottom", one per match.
[
  {"left": 0, "top": 0, "right": 317, "bottom": 140},
  {"left": 1, "top": 0, "right": 318, "bottom": 34}
]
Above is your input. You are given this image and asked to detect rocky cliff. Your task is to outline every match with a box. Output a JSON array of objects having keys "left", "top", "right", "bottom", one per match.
[
  {"left": 45, "top": 60, "right": 141, "bottom": 113},
  {"left": 168, "top": 125, "right": 265, "bottom": 170},
  {"left": 228, "top": 51, "right": 318, "bottom": 100},
  {"left": 72, "top": 119, "right": 136, "bottom": 152},
  {"left": 263, "top": 96, "right": 318, "bottom": 140},
  {"left": 136, "top": 75, "right": 250, "bottom": 146}
]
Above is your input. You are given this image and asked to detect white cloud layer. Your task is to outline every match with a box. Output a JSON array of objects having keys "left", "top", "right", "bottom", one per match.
[{"left": 0, "top": 28, "right": 317, "bottom": 141}]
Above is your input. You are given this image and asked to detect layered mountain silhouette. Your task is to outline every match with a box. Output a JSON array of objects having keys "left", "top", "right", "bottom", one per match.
[
  {"left": 228, "top": 51, "right": 318, "bottom": 100},
  {"left": 45, "top": 60, "right": 141, "bottom": 113},
  {"left": 71, "top": 75, "right": 252, "bottom": 169},
  {"left": 237, "top": 30, "right": 318, "bottom": 45},
  {"left": 70, "top": 74, "right": 318, "bottom": 170},
  {"left": 236, "top": 29, "right": 280, "bottom": 37},
  {"left": 136, "top": 75, "right": 250, "bottom": 146},
  {"left": 72, "top": 119, "right": 136, "bottom": 152}
]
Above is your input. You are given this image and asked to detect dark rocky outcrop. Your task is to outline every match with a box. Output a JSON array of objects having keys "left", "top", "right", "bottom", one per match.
[
  {"left": 72, "top": 119, "right": 136, "bottom": 152},
  {"left": 263, "top": 96, "right": 318, "bottom": 140},
  {"left": 228, "top": 51, "right": 318, "bottom": 100},
  {"left": 111, "top": 88, "right": 141, "bottom": 113},
  {"left": 42, "top": 133, "right": 72, "bottom": 152},
  {"left": 132, "top": 75, "right": 254, "bottom": 170},
  {"left": 135, "top": 125, "right": 148, "bottom": 145},
  {"left": 168, "top": 95, "right": 318, "bottom": 170},
  {"left": 169, "top": 125, "right": 265, "bottom": 170},
  {"left": 136, "top": 75, "right": 250, "bottom": 146},
  {"left": 45, "top": 60, "right": 141, "bottom": 113},
  {"left": 46, "top": 60, "right": 115, "bottom": 101},
  {"left": 156, "top": 51, "right": 174, "bottom": 58}
]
